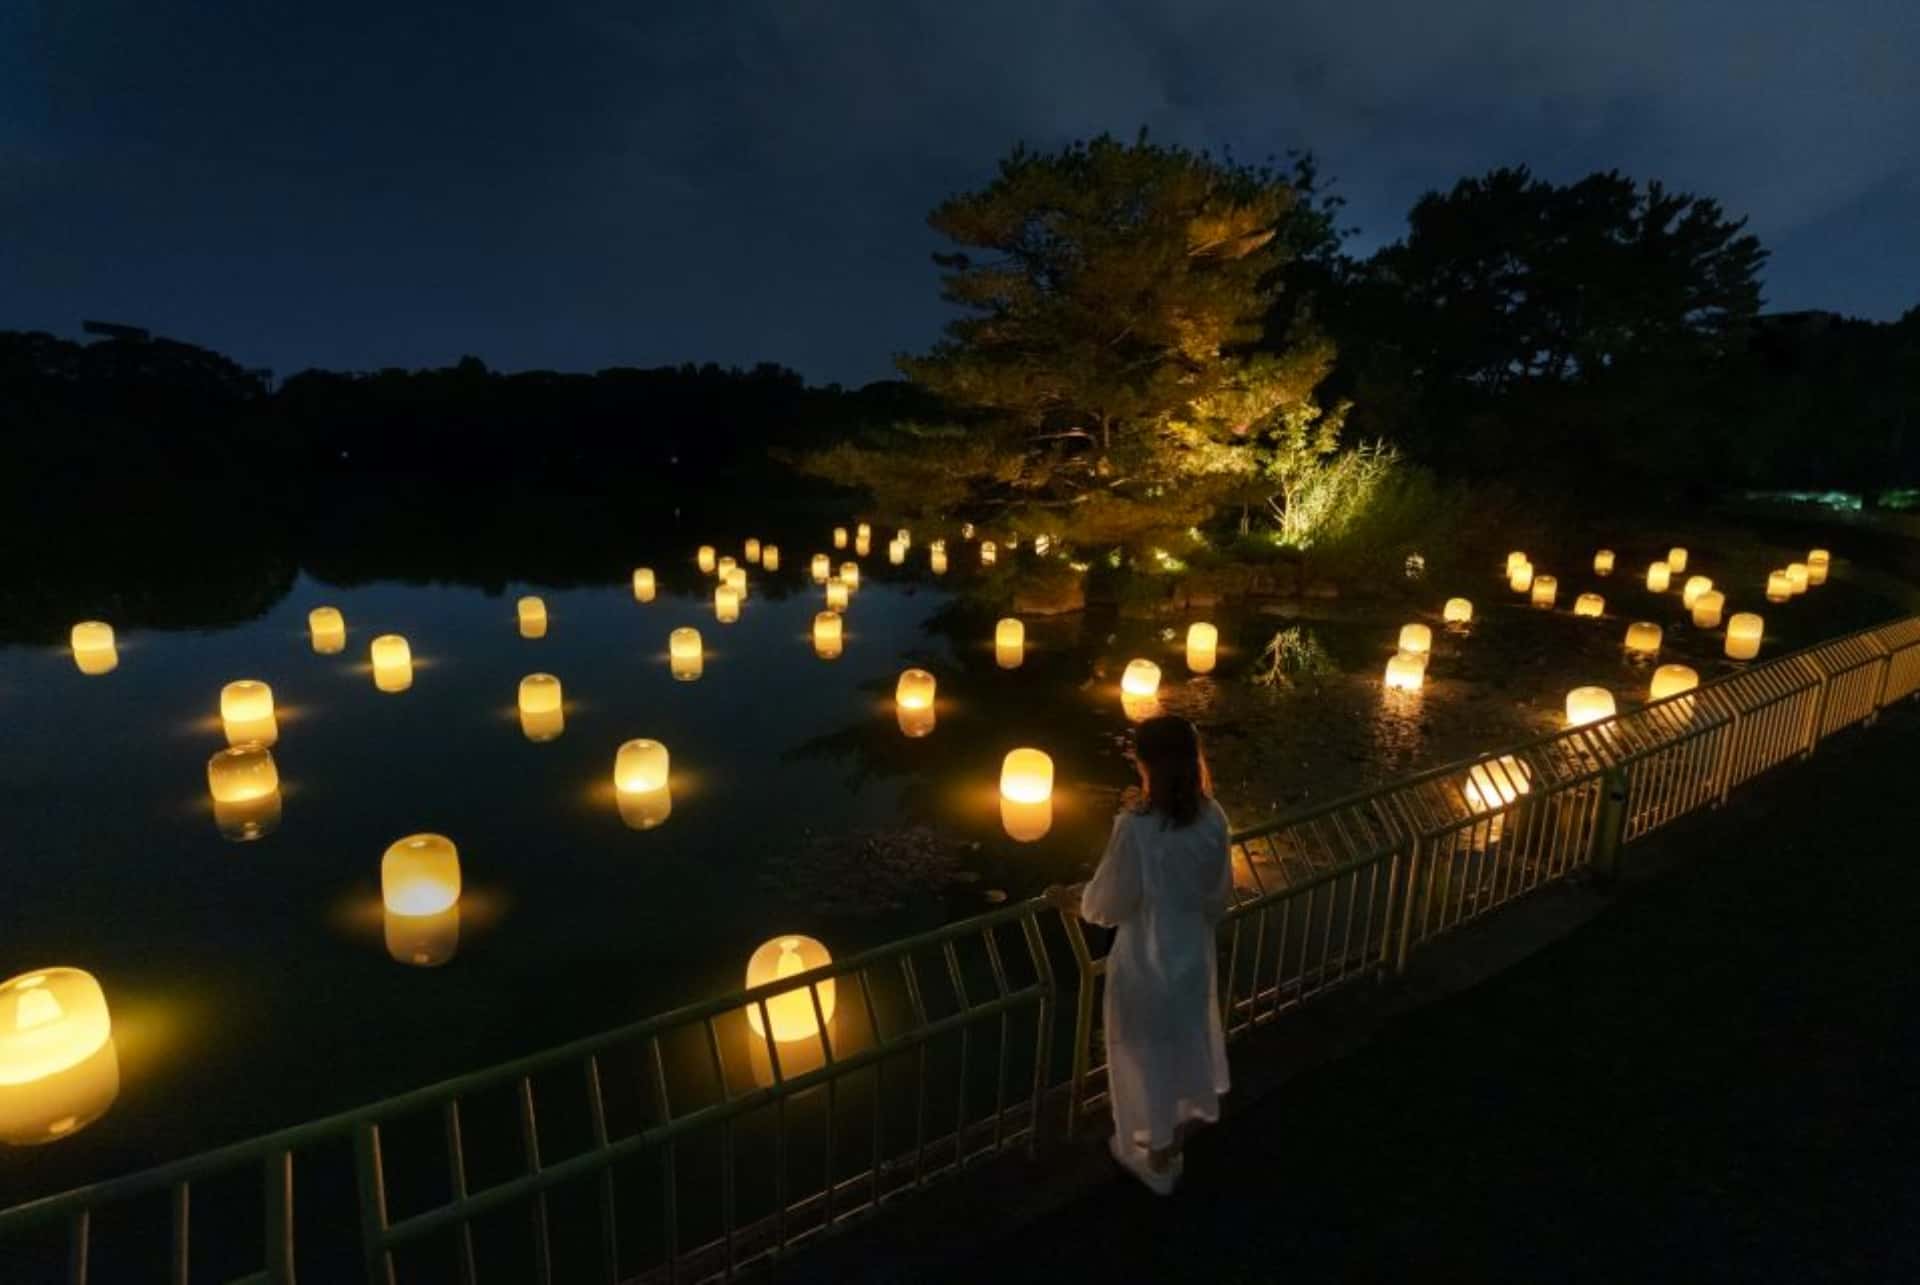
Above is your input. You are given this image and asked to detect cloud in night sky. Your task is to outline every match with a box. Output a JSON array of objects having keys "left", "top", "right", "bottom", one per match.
[{"left": 3, "top": 0, "right": 1916, "bottom": 383}]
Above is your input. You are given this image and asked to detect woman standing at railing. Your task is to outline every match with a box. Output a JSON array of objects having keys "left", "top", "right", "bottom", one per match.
[{"left": 1047, "top": 715, "right": 1232, "bottom": 1195}]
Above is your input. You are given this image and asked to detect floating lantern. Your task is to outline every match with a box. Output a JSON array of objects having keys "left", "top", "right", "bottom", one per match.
[
  {"left": 698, "top": 546, "right": 717, "bottom": 574},
  {"left": 1383, "top": 651, "right": 1425, "bottom": 692},
  {"left": 371, "top": 634, "right": 413, "bottom": 692},
  {"left": 724, "top": 566, "right": 748, "bottom": 598},
  {"left": 1682, "top": 576, "right": 1714, "bottom": 609},
  {"left": 896, "top": 669, "right": 937, "bottom": 737},
  {"left": 961, "top": 522, "right": 975, "bottom": 540},
  {"left": 517, "top": 673, "right": 563, "bottom": 742},
  {"left": 840, "top": 562, "right": 860, "bottom": 591},
  {"left": 517, "top": 596, "right": 547, "bottom": 639},
  {"left": 1398, "top": 623, "right": 1432, "bottom": 656},
  {"left": 206, "top": 744, "right": 279, "bottom": 806},
  {"left": 1667, "top": 547, "right": 1689, "bottom": 574},
  {"left": 0, "top": 968, "right": 119, "bottom": 1143},
  {"left": 1530, "top": 575, "right": 1558, "bottom": 609},
  {"left": 1001, "top": 796, "right": 1051, "bottom": 842},
  {"left": 1121, "top": 659, "right": 1162, "bottom": 699},
  {"left": 897, "top": 705, "right": 936, "bottom": 738},
  {"left": 309, "top": 606, "right": 346, "bottom": 654},
  {"left": 813, "top": 611, "right": 843, "bottom": 659},
  {"left": 980, "top": 541, "right": 997, "bottom": 566},
  {"left": 896, "top": 528, "right": 911, "bottom": 549},
  {"left": 1646, "top": 562, "right": 1671, "bottom": 593},
  {"left": 995, "top": 617, "right": 1024, "bottom": 669},
  {"left": 1649, "top": 664, "right": 1699, "bottom": 702},
  {"left": 1463, "top": 755, "right": 1532, "bottom": 813},
  {"left": 1624, "top": 622, "right": 1663, "bottom": 656},
  {"left": 833, "top": 527, "right": 848, "bottom": 550},
  {"left": 714, "top": 585, "right": 740, "bottom": 623},
  {"left": 1692, "top": 590, "right": 1725, "bottom": 630},
  {"left": 1186, "top": 622, "right": 1218, "bottom": 674},
  {"left": 1593, "top": 549, "right": 1615, "bottom": 576},
  {"left": 614, "top": 738, "right": 672, "bottom": 830},
  {"left": 70, "top": 621, "right": 116, "bottom": 675},
  {"left": 220, "top": 679, "right": 278, "bottom": 747},
  {"left": 1726, "top": 613, "right": 1764, "bottom": 661},
  {"left": 1565, "top": 686, "right": 1616, "bottom": 728},
  {"left": 825, "top": 578, "right": 850, "bottom": 611},
  {"left": 744, "top": 538, "right": 761, "bottom": 565},
  {"left": 931, "top": 537, "right": 947, "bottom": 554},
  {"left": 1006, "top": 534, "right": 1019, "bottom": 551},
  {"left": 855, "top": 534, "right": 871, "bottom": 557},
  {"left": 811, "top": 553, "right": 831, "bottom": 583},
  {"left": 1509, "top": 561, "right": 1534, "bottom": 593},
  {"left": 385, "top": 906, "right": 458, "bottom": 968},
  {"left": 382, "top": 834, "right": 461, "bottom": 917},
  {"left": 1807, "top": 549, "right": 1830, "bottom": 585},
  {"left": 669, "top": 627, "right": 703, "bottom": 681},
  {"left": 1001, "top": 748, "right": 1054, "bottom": 805},
  {"left": 717, "top": 556, "right": 736, "bottom": 580},
  {"left": 762, "top": 546, "right": 781, "bottom": 572},
  {"left": 1766, "top": 570, "right": 1792, "bottom": 603},
  {"left": 745, "top": 936, "right": 837, "bottom": 1043},
  {"left": 1120, "top": 691, "right": 1160, "bottom": 723},
  {"left": 1574, "top": 593, "right": 1605, "bottom": 618},
  {"left": 1034, "top": 534, "right": 1051, "bottom": 556},
  {"left": 930, "top": 547, "right": 948, "bottom": 575},
  {"left": 1443, "top": 598, "right": 1474, "bottom": 624},
  {"left": 856, "top": 523, "right": 872, "bottom": 544},
  {"left": 632, "top": 569, "right": 656, "bottom": 603},
  {"left": 1786, "top": 563, "right": 1809, "bottom": 595},
  {"left": 1506, "top": 551, "right": 1529, "bottom": 576},
  {"left": 888, "top": 540, "right": 906, "bottom": 566}
]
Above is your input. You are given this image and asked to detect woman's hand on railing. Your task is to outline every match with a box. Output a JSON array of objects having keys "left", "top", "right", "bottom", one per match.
[{"left": 1042, "top": 883, "right": 1084, "bottom": 918}]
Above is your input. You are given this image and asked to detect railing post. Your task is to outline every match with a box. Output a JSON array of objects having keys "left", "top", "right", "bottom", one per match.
[
  {"left": 1589, "top": 766, "right": 1630, "bottom": 884},
  {"left": 1712, "top": 707, "right": 1740, "bottom": 806},
  {"left": 1867, "top": 654, "right": 1891, "bottom": 724},
  {"left": 1802, "top": 671, "right": 1831, "bottom": 757},
  {"left": 1058, "top": 912, "right": 1097, "bottom": 1139},
  {"left": 1391, "top": 834, "right": 1424, "bottom": 975}
]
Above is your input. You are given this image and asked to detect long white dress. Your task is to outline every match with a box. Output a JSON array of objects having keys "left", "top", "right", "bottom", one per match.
[{"left": 1080, "top": 798, "right": 1233, "bottom": 1151}]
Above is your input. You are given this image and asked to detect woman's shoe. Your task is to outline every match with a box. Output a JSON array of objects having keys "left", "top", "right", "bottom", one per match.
[{"left": 1108, "top": 1133, "right": 1177, "bottom": 1196}]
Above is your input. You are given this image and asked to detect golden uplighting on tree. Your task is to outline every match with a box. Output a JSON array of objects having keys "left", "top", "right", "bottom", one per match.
[
  {"left": 1574, "top": 593, "right": 1605, "bottom": 618},
  {"left": 1726, "top": 613, "right": 1763, "bottom": 660},
  {"left": 220, "top": 679, "right": 277, "bottom": 747},
  {"left": 309, "top": 606, "right": 346, "bottom": 654},
  {"left": 517, "top": 596, "right": 547, "bottom": 639},
  {"left": 813, "top": 612, "right": 843, "bottom": 660},
  {"left": 70, "top": 621, "right": 117, "bottom": 675},
  {"left": 1565, "top": 686, "right": 1616, "bottom": 728},
  {"left": 745, "top": 936, "right": 836, "bottom": 1043},
  {"left": 371, "top": 634, "right": 413, "bottom": 692},
  {"left": 1186, "top": 622, "right": 1218, "bottom": 673}
]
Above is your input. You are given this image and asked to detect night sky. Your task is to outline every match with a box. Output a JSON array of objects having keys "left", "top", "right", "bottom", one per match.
[{"left": 5, "top": 1, "right": 1916, "bottom": 384}]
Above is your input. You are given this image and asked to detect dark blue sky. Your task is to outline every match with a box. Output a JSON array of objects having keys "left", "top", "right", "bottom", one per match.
[{"left": 5, "top": 1, "right": 1916, "bottom": 385}]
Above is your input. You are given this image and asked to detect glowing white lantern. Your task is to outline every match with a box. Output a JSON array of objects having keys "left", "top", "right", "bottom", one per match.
[
  {"left": 888, "top": 540, "right": 906, "bottom": 566},
  {"left": 717, "top": 556, "right": 736, "bottom": 580},
  {"left": 980, "top": 541, "right": 997, "bottom": 567},
  {"left": 855, "top": 533, "right": 871, "bottom": 557},
  {"left": 1646, "top": 562, "right": 1671, "bottom": 593},
  {"left": 518, "top": 674, "right": 563, "bottom": 744},
  {"left": 1530, "top": 575, "right": 1558, "bottom": 609},
  {"left": 1726, "top": 613, "right": 1763, "bottom": 661},
  {"left": 1121, "top": 659, "right": 1162, "bottom": 698},
  {"left": 309, "top": 606, "right": 346, "bottom": 654},
  {"left": 1624, "top": 622, "right": 1663, "bottom": 656},
  {"left": 1398, "top": 623, "right": 1432, "bottom": 656},
  {"left": 1565, "top": 686, "right": 1616, "bottom": 728},
  {"left": 371, "top": 634, "right": 413, "bottom": 692},
  {"left": 1033, "top": 534, "right": 1051, "bottom": 556},
  {"left": 812, "top": 553, "right": 831, "bottom": 584},
  {"left": 1001, "top": 749, "right": 1053, "bottom": 804},
  {"left": 856, "top": 522, "right": 871, "bottom": 543},
  {"left": 1682, "top": 576, "right": 1714, "bottom": 609},
  {"left": 1574, "top": 593, "right": 1605, "bottom": 618},
  {"left": 614, "top": 738, "right": 670, "bottom": 794},
  {"left": 517, "top": 596, "right": 547, "bottom": 638},
  {"left": 724, "top": 565, "right": 748, "bottom": 598},
  {"left": 0, "top": 967, "right": 118, "bottom": 1145},
  {"left": 1509, "top": 561, "right": 1534, "bottom": 593},
  {"left": 1786, "top": 563, "right": 1809, "bottom": 595},
  {"left": 1593, "top": 549, "right": 1615, "bottom": 576},
  {"left": 1186, "top": 622, "right": 1218, "bottom": 674},
  {"left": 840, "top": 562, "right": 861, "bottom": 591},
  {"left": 961, "top": 523, "right": 976, "bottom": 540},
  {"left": 1766, "top": 571, "right": 1792, "bottom": 603},
  {"left": 1806, "top": 549, "right": 1830, "bottom": 585},
  {"left": 698, "top": 546, "right": 717, "bottom": 574},
  {"left": 745, "top": 538, "right": 762, "bottom": 564},
  {"left": 715, "top": 585, "right": 740, "bottom": 623},
  {"left": 1692, "top": 591, "right": 1725, "bottom": 629},
  {"left": 896, "top": 528, "right": 911, "bottom": 549},
  {"left": 1667, "top": 547, "right": 1689, "bottom": 574},
  {"left": 745, "top": 936, "right": 837, "bottom": 1043},
  {"left": 825, "top": 578, "right": 850, "bottom": 611},
  {"left": 895, "top": 669, "right": 937, "bottom": 738},
  {"left": 930, "top": 547, "right": 949, "bottom": 575},
  {"left": 1649, "top": 664, "right": 1699, "bottom": 702},
  {"left": 220, "top": 679, "right": 278, "bottom": 747},
  {"left": 813, "top": 611, "right": 843, "bottom": 659},
  {"left": 1506, "top": 551, "right": 1529, "bottom": 576},
  {"left": 381, "top": 834, "right": 460, "bottom": 917},
  {"left": 1443, "top": 598, "right": 1474, "bottom": 624},
  {"left": 1384, "top": 651, "right": 1425, "bottom": 692},
  {"left": 762, "top": 546, "right": 781, "bottom": 572},
  {"left": 1463, "top": 755, "right": 1532, "bottom": 813},
  {"left": 1006, "top": 534, "right": 1020, "bottom": 551},
  {"left": 70, "top": 621, "right": 116, "bottom": 675},
  {"left": 632, "top": 569, "right": 656, "bottom": 603},
  {"left": 207, "top": 743, "right": 278, "bottom": 804},
  {"left": 833, "top": 527, "right": 848, "bottom": 550},
  {"left": 669, "top": 627, "right": 703, "bottom": 681},
  {"left": 930, "top": 537, "right": 947, "bottom": 554},
  {"left": 996, "top": 617, "right": 1024, "bottom": 669}
]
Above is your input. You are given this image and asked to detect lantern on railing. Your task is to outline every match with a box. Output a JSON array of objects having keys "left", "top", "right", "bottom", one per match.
[
  {"left": 220, "top": 679, "right": 277, "bottom": 747},
  {"left": 1666, "top": 547, "right": 1689, "bottom": 574},
  {"left": 1121, "top": 659, "right": 1161, "bottom": 699},
  {"left": 1383, "top": 651, "right": 1426, "bottom": 692},
  {"left": 1624, "top": 622, "right": 1663, "bottom": 656},
  {"left": 207, "top": 743, "right": 281, "bottom": 840},
  {"left": 70, "top": 621, "right": 116, "bottom": 675},
  {"left": 1682, "top": 576, "right": 1714, "bottom": 609},
  {"left": 1726, "top": 613, "right": 1763, "bottom": 661},
  {"left": 1574, "top": 593, "right": 1605, "bottom": 618},
  {"left": 518, "top": 596, "right": 547, "bottom": 639},
  {"left": 813, "top": 612, "right": 843, "bottom": 659},
  {"left": 811, "top": 554, "right": 831, "bottom": 583},
  {"left": 1463, "top": 755, "right": 1532, "bottom": 813},
  {"left": 1807, "top": 549, "right": 1830, "bottom": 585},
  {"left": 669, "top": 627, "right": 703, "bottom": 681},
  {"left": 1593, "top": 550, "right": 1615, "bottom": 576},
  {"left": 980, "top": 541, "right": 997, "bottom": 566},
  {"left": 745, "top": 936, "right": 837, "bottom": 1043},
  {"left": 745, "top": 538, "right": 761, "bottom": 565},
  {"left": 895, "top": 669, "right": 937, "bottom": 738},
  {"left": 888, "top": 540, "right": 906, "bottom": 566},
  {"left": 632, "top": 569, "right": 656, "bottom": 603},
  {"left": 1766, "top": 570, "right": 1792, "bottom": 603},
  {"left": 1646, "top": 562, "right": 1671, "bottom": 593},
  {"left": 1649, "top": 664, "right": 1699, "bottom": 702},
  {"left": 0, "top": 967, "right": 119, "bottom": 1144},
  {"left": 1530, "top": 575, "right": 1558, "bottom": 609},
  {"left": 930, "top": 547, "right": 948, "bottom": 575},
  {"left": 1442, "top": 598, "right": 1473, "bottom": 625},
  {"left": 762, "top": 546, "right": 781, "bottom": 572},
  {"left": 698, "top": 546, "right": 717, "bottom": 574},
  {"left": 309, "top": 606, "right": 347, "bottom": 654},
  {"left": 1397, "top": 623, "right": 1432, "bottom": 657},
  {"left": 371, "top": 634, "right": 413, "bottom": 692},
  {"left": 1786, "top": 563, "right": 1809, "bottom": 595},
  {"left": 1509, "top": 561, "right": 1534, "bottom": 593},
  {"left": 1692, "top": 591, "right": 1725, "bottom": 630},
  {"left": 714, "top": 585, "right": 740, "bottom": 623},
  {"left": 1565, "top": 686, "right": 1615, "bottom": 728},
  {"left": 1186, "top": 623, "right": 1218, "bottom": 674},
  {"left": 996, "top": 618, "right": 1024, "bottom": 669},
  {"left": 382, "top": 834, "right": 461, "bottom": 917},
  {"left": 833, "top": 527, "right": 848, "bottom": 550},
  {"left": 518, "top": 673, "right": 564, "bottom": 742},
  {"left": 825, "top": 578, "right": 850, "bottom": 611}
]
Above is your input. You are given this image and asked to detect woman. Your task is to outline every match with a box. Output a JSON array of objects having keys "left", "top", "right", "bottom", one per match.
[{"left": 1047, "top": 715, "right": 1232, "bottom": 1195}]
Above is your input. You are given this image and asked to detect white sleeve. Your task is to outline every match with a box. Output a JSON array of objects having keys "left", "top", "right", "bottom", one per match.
[{"left": 1079, "top": 814, "right": 1142, "bottom": 927}]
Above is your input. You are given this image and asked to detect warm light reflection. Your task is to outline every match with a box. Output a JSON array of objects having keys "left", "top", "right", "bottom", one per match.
[
  {"left": 220, "top": 679, "right": 278, "bottom": 747},
  {"left": 632, "top": 568, "right": 656, "bottom": 602},
  {"left": 1646, "top": 561, "right": 1671, "bottom": 593},
  {"left": 70, "top": 621, "right": 117, "bottom": 675},
  {"left": 518, "top": 673, "right": 564, "bottom": 742},
  {"left": 1000, "top": 796, "right": 1053, "bottom": 842},
  {"left": 309, "top": 606, "right": 346, "bottom": 654},
  {"left": 980, "top": 541, "right": 997, "bottom": 566},
  {"left": 617, "top": 788, "right": 673, "bottom": 831},
  {"left": 385, "top": 905, "right": 459, "bottom": 967},
  {"left": 0, "top": 1037, "right": 118, "bottom": 1145},
  {"left": 669, "top": 628, "right": 703, "bottom": 681},
  {"left": 1692, "top": 590, "right": 1726, "bottom": 629},
  {"left": 207, "top": 743, "right": 278, "bottom": 804},
  {"left": 715, "top": 585, "right": 740, "bottom": 623},
  {"left": 813, "top": 611, "right": 843, "bottom": 659},
  {"left": 1624, "top": 622, "right": 1663, "bottom": 656},
  {"left": 381, "top": 834, "right": 461, "bottom": 917},
  {"left": 995, "top": 617, "right": 1024, "bottom": 669},
  {"left": 214, "top": 790, "right": 282, "bottom": 842},
  {"left": 1649, "top": 664, "right": 1699, "bottom": 702},
  {"left": 1565, "top": 686, "right": 1616, "bottom": 728},
  {"left": 856, "top": 522, "right": 872, "bottom": 542},
  {"left": 1443, "top": 598, "right": 1473, "bottom": 624},
  {"left": 1383, "top": 651, "right": 1425, "bottom": 692},
  {"left": 745, "top": 936, "right": 837, "bottom": 1043},
  {"left": 1463, "top": 755, "right": 1532, "bottom": 813},
  {"left": 1574, "top": 593, "right": 1605, "bottom": 618},
  {"left": 615, "top": 738, "right": 670, "bottom": 793},
  {"left": 517, "top": 596, "right": 547, "bottom": 639},
  {"left": 1398, "top": 623, "right": 1432, "bottom": 656},
  {"left": 1726, "top": 613, "right": 1764, "bottom": 660},
  {"left": 371, "top": 635, "right": 412, "bottom": 692},
  {"left": 896, "top": 668, "right": 936, "bottom": 712},
  {"left": 1593, "top": 549, "right": 1615, "bottom": 576},
  {"left": 1186, "top": 622, "right": 1218, "bottom": 673},
  {"left": 840, "top": 562, "right": 861, "bottom": 592},
  {"left": 1530, "top": 575, "right": 1558, "bottom": 609},
  {"left": 897, "top": 705, "right": 936, "bottom": 738},
  {"left": 1000, "top": 748, "right": 1053, "bottom": 804},
  {"left": 1120, "top": 691, "right": 1161, "bottom": 722},
  {"left": 825, "top": 578, "right": 849, "bottom": 611},
  {"left": 1121, "top": 659, "right": 1161, "bottom": 697}
]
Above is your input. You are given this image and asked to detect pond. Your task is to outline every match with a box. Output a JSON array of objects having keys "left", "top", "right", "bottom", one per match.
[{"left": 0, "top": 508, "right": 1898, "bottom": 1206}]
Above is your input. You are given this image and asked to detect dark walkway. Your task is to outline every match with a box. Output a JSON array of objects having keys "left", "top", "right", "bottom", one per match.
[{"left": 810, "top": 706, "right": 1920, "bottom": 1284}]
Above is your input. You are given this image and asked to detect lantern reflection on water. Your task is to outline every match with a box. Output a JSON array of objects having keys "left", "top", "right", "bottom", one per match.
[
  {"left": 745, "top": 936, "right": 837, "bottom": 1043},
  {"left": 385, "top": 905, "right": 459, "bottom": 968},
  {"left": 1646, "top": 562, "right": 1671, "bottom": 593},
  {"left": 632, "top": 568, "right": 655, "bottom": 602},
  {"left": 896, "top": 669, "right": 937, "bottom": 737},
  {"left": 1593, "top": 549, "right": 1615, "bottom": 576},
  {"left": 725, "top": 565, "right": 748, "bottom": 597},
  {"left": 1692, "top": 590, "right": 1725, "bottom": 629},
  {"left": 1574, "top": 593, "right": 1605, "bottom": 618},
  {"left": 70, "top": 621, "right": 116, "bottom": 675},
  {"left": 309, "top": 606, "right": 347, "bottom": 653},
  {"left": 1398, "top": 623, "right": 1432, "bottom": 657},
  {"left": 1565, "top": 686, "right": 1616, "bottom": 728},
  {"left": 382, "top": 834, "right": 461, "bottom": 917},
  {"left": 1186, "top": 622, "right": 1218, "bottom": 673},
  {"left": 517, "top": 596, "right": 547, "bottom": 639},
  {"left": 813, "top": 612, "right": 843, "bottom": 659},
  {"left": 1726, "top": 613, "right": 1763, "bottom": 660},
  {"left": 207, "top": 743, "right": 282, "bottom": 841},
  {"left": 669, "top": 628, "right": 703, "bottom": 681},
  {"left": 840, "top": 562, "right": 861, "bottom": 592},
  {"left": 0, "top": 968, "right": 119, "bottom": 1145},
  {"left": 371, "top": 635, "right": 412, "bottom": 692},
  {"left": 614, "top": 738, "right": 672, "bottom": 830},
  {"left": 220, "top": 679, "right": 277, "bottom": 747},
  {"left": 995, "top": 617, "right": 1024, "bottom": 669},
  {"left": 517, "top": 673, "right": 564, "bottom": 742},
  {"left": 1530, "top": 575, "right": 1558, "bottom": 609},
  {"left": 1443, "top": 598, "right": 1474, "bottom": 624},
  {"left": 1624, "top": 622, "right": 1663, "bottom": 656},
  {"left": 857, "top": 522, "right": 872, "bottom": 543}
]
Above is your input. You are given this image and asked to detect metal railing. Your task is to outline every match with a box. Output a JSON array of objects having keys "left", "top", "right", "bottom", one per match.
[{"left": 5, "top": 615, "right": 1919, "bottom": 1283}]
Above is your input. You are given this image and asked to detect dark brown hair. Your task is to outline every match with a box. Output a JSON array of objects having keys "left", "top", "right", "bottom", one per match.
[{"left": 1133, "top": 715, "right": 1212, "bottom": 828}]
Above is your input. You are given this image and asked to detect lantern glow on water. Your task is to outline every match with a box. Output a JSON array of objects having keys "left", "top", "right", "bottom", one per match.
[
  {"left": 896, "top": 669, "right": 937, "bottom": 737},
  {"left": 811, "top": 554, "right": 831, "bottom": 584},
  {"left": 856, "top": 522, "right": 872, "bottom": 543},
  {"left": 614, "top": 738, "right": 672, "bottom": 830},
  {"left": 855, "top": 534, "right": 871, "bottom": 557},
  {"left": 888, "top": 540, "right": 905, "bottom": 566},
  {"left": 1574, "top": 593, "right": 1605, "bottom": 618},
  {"left": 744, "top": 936, "right": 837, "bottom": 1043},
  {"left": 825, "top": 578, "right": 850, "bottom": 611},
  {"left": 999, "top": 748, "right": 1054, "bottom": 841},
  {"left": 1646, "top": 562, "right": 1671, "bottom": 593},
  {"left": 1509, "top": 562, "right": 1534, "bottom": 593},
  {"left": 1186, "top": 622, "right": 1218, "bottom": 674},
  {"left": 207, "top": 743, "right": 282, "bottom": 840},
  {"left": 745, "top": 538, "right": 761, "bottom": 564},
  {"left": 1121, "top": 659, "right": 1162, "bottom": 698},
  {"left": 980, "top": 541, "right": 997, "bottom": 566},
  {"left": 840, "top": 562, "right": 860, "bottom": 591},
  {"left": 220, "top": 679, "right": 278, "bottom": 746},
  {"left": 1766, "top": 570, "right": 1792, "bottom": 603},
  {"left": 669, "top": 627, "right": 703, "bottom": 681},
  {"left": 833, "top": 527, "right": 848, "bottom": 550},
  {"left": 995, "top": 617, "right": 1025, "bottom": 669},
  {"left": 1443, "top": 598, "right": 1474, "bottom": 624},
  {"left": 1682, "top": 576, "right": 1714, "bottom": 609},
  {"left": 727, "top": 566, "right": 748, "bottom": 598},
  {"left": 714, "top": 585, "right": 740, "bottom": 623},
  {"left": 385, "top": 906, "right": 459, "bottom": 968},
  {"left": 70, "top": 621, "right": 116, "bottom": 675},
  {"left": 0, "top": 968, "right": 119, "bottom": 1145},
  {"left": 371, "top": 634, "right": 413, "bottom": 692},
  {"left": 1565, "top": 686, "right": 1616, "bottom": 728},
  {"left": 1667, "top": 547, "right": 1689, "bottom": 574},
  {"left": 1398, "top": 623, "right": 1432, "bottom": 656},
  {"left": 1463, "top": 755, "right": 1532, "bottom": 813},
  {"left": 1506, "top": 551, "right": 1529, "bottom": 576},
  {"left": 1650, "top": 664, "right": 1700, "bottom": 702},
  {"left": 517, "top": 673, "right": 564, "bottom": 741},
  {"left": 930, "top": 547, "right": 949, "bottom": 575},
  {"left": 762, "top": 546, "right": 781, "bottom": 572},
  {"left": 698, "top": 546, "right": 717, "bottom": 574},
  {"left": 1383, "top": 651, "right": 1425, "bottom": 692},
  {"left": 1692, "top": 591, "right": 1726, "bottom": 629},
  {"left": 1530, "top": 575, "right": 1558, "bottom": 609},
  {"left": 813, "top": 612, "right": 843, "bottom": 659},
  {"left": 1624, "top": 622, "right": 1663, "bottom": 656},
  {"left": 517, "top": 596, "right": 547, "bottom": 639},
  {"left": 1786, "top": 563, "right": 1810, "bottom": 595},
  {"left": 1726, "top": 613, "right": 1764, "bottom": 660},
  {"left": 1807, "top": 549, "right": 1830, "bottom": 585},
  {"left": 381, "top": 834, "right": 461, "bottom": 917},
  {"left": 309, "top": 606, "right": 346, "bottom": 654},
  {"left": 632, "top": 568, "right": 656, "bottom": 602},
  {"left": 1594, "top": 549, "right": 1615, "bottom": 576}
]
